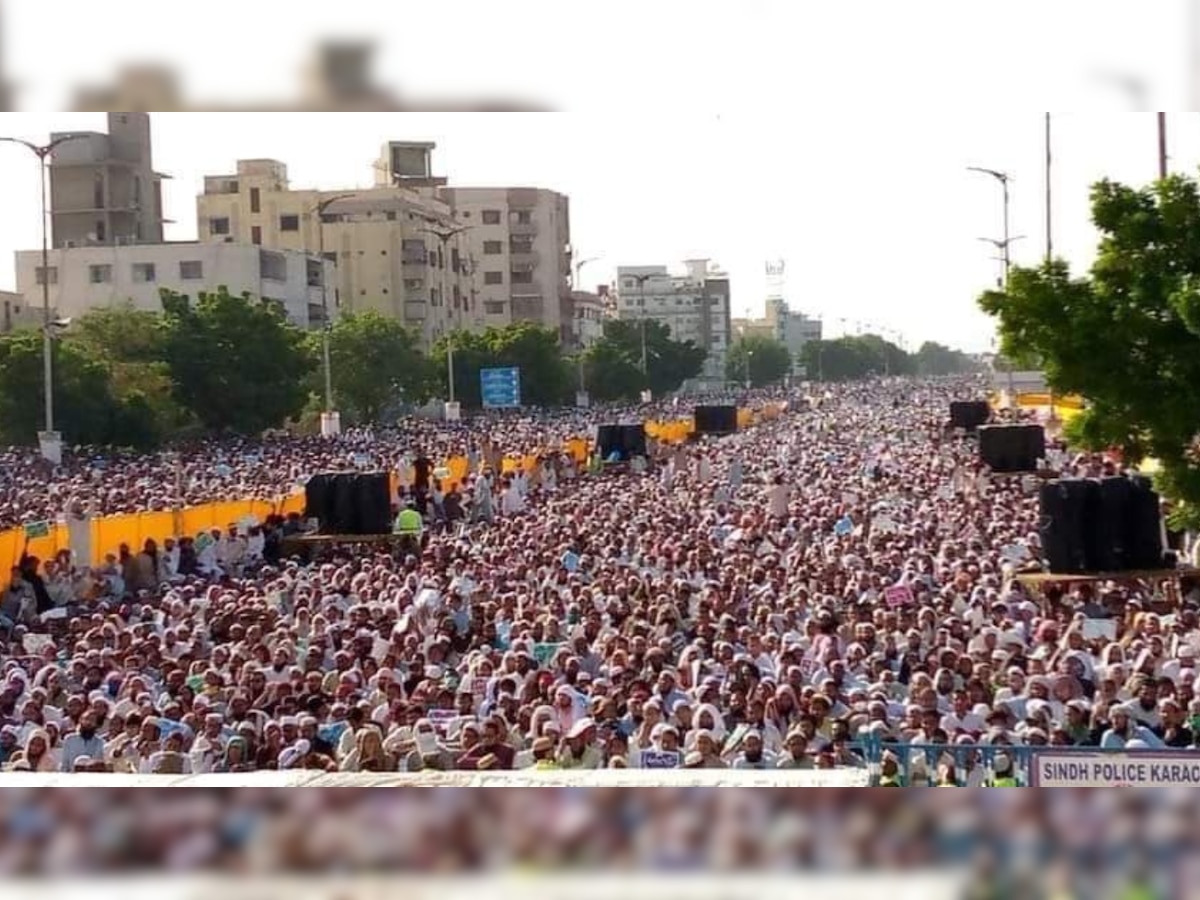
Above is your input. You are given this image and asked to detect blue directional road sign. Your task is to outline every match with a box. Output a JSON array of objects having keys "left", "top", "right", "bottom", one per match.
[{"left": 480, "top": 367, "right": 521, "bottom": 408}]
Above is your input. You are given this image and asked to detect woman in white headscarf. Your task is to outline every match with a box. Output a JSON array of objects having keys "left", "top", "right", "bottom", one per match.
[{"left": 7, "top": 727, "right": 56, "bottom": 772}]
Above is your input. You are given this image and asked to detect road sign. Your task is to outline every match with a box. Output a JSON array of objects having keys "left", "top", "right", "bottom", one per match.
[{"left": 480, "top": 367, "right": 521, "bottom": 408}]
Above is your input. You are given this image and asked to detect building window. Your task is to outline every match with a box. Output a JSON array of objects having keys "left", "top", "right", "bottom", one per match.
[
  {"left": 483, "top": 240, "right": 503, "bottom": 255},
  {"left": 95, "top": 220, "right": 106, "bottom": 242},
  {"left": 451, "top": 248, "right": 461, "bottom": 271},
  {"left": 210, "top": 217, "right": 230, "bottom": 236},
  {"left": 93, "top": 173, "right": 104, "bottom": 210},
  {"left": 131, "top": 263, "right": 156, "bottom": 283},
  {"left": 482, "top": 209, "right": 502, "bottom": 225},
  {"left": 251, "top": 226, "right": 262, "bottom": 245},
  {"left": 484, "top": 271, "right": 504, "bottom": 285},
  {"left": 386, "top": 211, "right": 397, "bottom": 221},
  {"left": 34, "top": 266, "right": 57, "bottom": 286},
  {"left": 485, "top": 300, "right": 506, "bottom": 315},
  {"left": 510, "top": 271, "right": 534, "bottom": 284},
  {"left": 260, "top": 250, "right": 287, "bottom": 282},
  {"left": 280, "top": 214, "right": 300, "bottom": 232},
  {"left": 180, "top": 260, "right": 204, "bottom": 280},
  {"left": 510, "top": 240, "right": 534, "bottom": 255},
  {"left": 88, "top": 264, "right": 112, "bottom": 284},
  {"left": 511, "top": 209, "right": 533, "bottom": 225},
  {"left": 404, "top": 278, "right": 423, "bottom": 290},
  {"left": 250, "top": 187, "right": 261, "bottom": 213}
]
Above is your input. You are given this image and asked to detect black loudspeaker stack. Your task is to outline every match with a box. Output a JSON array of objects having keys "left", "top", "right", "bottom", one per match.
[
  {"left": 949, "top": 400, "right": 991, "bottom": 431},
  {"left": 694, "top": 405, "right": 738, "bottom": 435},
  {"left": 596, "top": 424, "right": 647, "bottom": 462},
  {"left": 978, "top": 424, "right": 1046, "bottom": 473},
  {"left": 1039, "top": 476, "right": 1165, "bottom": 574},
  {"left": 304, "top": 472, "right": 393, "bottom": 535}
]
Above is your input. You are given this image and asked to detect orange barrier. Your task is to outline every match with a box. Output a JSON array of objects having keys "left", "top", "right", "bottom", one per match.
[{"left": 0, "top": 405, "right": 777, "bottom": 573}]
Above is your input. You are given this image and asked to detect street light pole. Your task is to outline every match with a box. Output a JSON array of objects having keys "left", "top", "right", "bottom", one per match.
[
  {"left": 421, "top": 223, "right": 471, "bottom": 408},
  {"left": 969, "top": 166, "right": 1018, "bottom": 400},
  {"left": 744, "top": 349, "right": 754, "bottom": 389},
  {"left": 631, "top": 273, "right": 653, "bottom": 382},
  {"left": 1, "top": 133, "right": 89, "bottom": 462},
  {"left": 312, "top": 194, "right": 355, "bottom": 435}
]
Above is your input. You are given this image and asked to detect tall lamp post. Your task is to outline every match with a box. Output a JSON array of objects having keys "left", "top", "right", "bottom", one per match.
[
  {"left": 629, "top": 273, "right": 655, "bottom": 389},
  {"left": 968, "top": 165, "right": 1018, "bottom": 401},
  {"left": 1, "top": 133, "right": 90, "bottom": 463},
  {"left": 312, "top": 193, "right": 356, "bottom": 437},
  {"left": 421, "top": 223, "right": 471, "bottom": 412},
  {"left": 744, "top": 348, "right": 754, "bottom": 389},
  {"left": 572, "top": 256, "right": 599, "bottom": 403}
]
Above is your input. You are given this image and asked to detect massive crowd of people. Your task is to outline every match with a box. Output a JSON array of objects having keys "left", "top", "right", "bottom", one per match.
[{"left": 1, "top": 377, "right": 1197, "bottom": 785}]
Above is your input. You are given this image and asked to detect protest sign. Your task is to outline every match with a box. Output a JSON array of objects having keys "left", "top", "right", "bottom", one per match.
[
  {"left": 639, "top": 750, "right": 681, "bottom": 769},
  {"left": 884, "top": 585, "right": 915, "bottom": 608},
  {"left": 23, "top": 520, "right": 51, "bottom": 540},
  {"left": 22, "top": 633, "right": 55, "bottom": 656},
  {"left": 1080, "top": 619, "right": 1118, "bottom": 642}
]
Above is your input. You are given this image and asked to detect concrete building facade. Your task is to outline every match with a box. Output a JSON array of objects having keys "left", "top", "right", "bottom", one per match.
[
  {"left": 0, "top": 291, "right": 49, "bottom": 333},
  {"left": 436, "top": 184, "right": 572, "bottom": 342},
  {"left": 48, "top": 112, "right": 168, "bottom": 248},
  {"left": 195, "top": 154, "right": 477, "bottom": 346},
  {"left": 733, "top": 297, "right": 822, "bottom": 374},
  {"left": 615, "top": 260, "right": 732, "bottom": 384},
  {"left": 13, "top": 242, "right": 333, "bottom": 329},
  {"left": 565, "top": 288, "right": 608, "bottom": 348}
]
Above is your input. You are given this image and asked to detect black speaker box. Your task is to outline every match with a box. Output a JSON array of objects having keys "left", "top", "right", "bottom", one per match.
[
  {"left": 305, "top": 471, "right": 392, "bottom": 535},
  {"left": 1039, "top": 479, "right": 1097, "bottom": 574},
  {"left": 620, "top": 424, "right": 647, "bottom": 459},
  {"left": 979, "top": 424, "right": 1045, "bottom": 473},
  {"left": 354, "top": 472, "right": 393, "bottom": 536},
  {"left": 1040, "top": 476, "right": 1166, "bottom": 574},
  {"left": 950, "top": 400, "right": 991, "bottom": 430},
  {"left": 694, "top": 405, "right": 737, "bottom": 435},
  {"left": 1127, "top": 476, "right": 1164, "bottom": 570},
  {"left": 596, "top": 424, "right": 623, "bottom": 460}
]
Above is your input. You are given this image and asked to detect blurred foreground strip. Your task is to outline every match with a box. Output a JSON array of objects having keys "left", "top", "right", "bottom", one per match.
[{"left": 5, "top": 875, "right": 965, "bottom": 900}]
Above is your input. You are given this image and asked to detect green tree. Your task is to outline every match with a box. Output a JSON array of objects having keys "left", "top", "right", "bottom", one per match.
[
  {"left": 913, "top": 341, "right": 981, "bottom": 376},
  {"left": 586, "top": 319, "right": 706, "bottom": 400},
  {"left": 978, "top": 173, "right": 1200, "bottom": 526},
  {"left": 801, "top": 335, "right": 911, "bottom": 380},
  {"left": 321, "top": 312, "right": 433, "bottom": 423},
  {"left": 0, "top": 331, "right": 134, "bottom": 446},
  {"left": 431, "top": 323, "right": 572, "bottom": 408},
  {"left": 75, "top": 304, "right": 191, "bottom": 443},
  {"left": 725, "top": 334, "right": 792, "bottom": 386},
  {"left": 160, "top": 286, "right": 314, "bottom": 433}
]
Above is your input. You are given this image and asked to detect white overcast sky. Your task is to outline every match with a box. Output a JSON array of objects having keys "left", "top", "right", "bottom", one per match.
[{"left": 1, "top": 0, "right": 1197, "bottom": 351}]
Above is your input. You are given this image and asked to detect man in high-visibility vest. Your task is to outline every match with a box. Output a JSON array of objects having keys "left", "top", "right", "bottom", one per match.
[
  {"left": 985, "top": 751, "right": 1019, "bottom": 787},
  {"left": 393, "top": 504, "right": 424, "bottom": 548}
]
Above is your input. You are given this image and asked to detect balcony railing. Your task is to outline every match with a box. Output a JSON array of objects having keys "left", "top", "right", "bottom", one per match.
[{"left": 509, "top": 221, "right": 538, "bottom": 237}]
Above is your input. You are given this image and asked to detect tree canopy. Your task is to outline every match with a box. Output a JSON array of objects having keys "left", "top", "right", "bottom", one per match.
[
  {"left": 431, "top": 322, "right": 571, "bottom": 408},
  {"left": 978, "top": 173, "right": 1200, "bottom": 524},
  {"left": 583, "top": 319, "right": 707, "bottom": 401},
  {"left": 799, "top": 335, "right": 917, "bottom": 381},
  {"left": 912, "top": 341, "right": 982, "bottom": 377},
  {"left": 160, "top": 287, "right": 314, "bottom": 434},
  {"left": 322, "top": 312, "right": 433, "bottom": 422},
  {"left": 725, "top": 334, "right": 792, "bottom": 386}
]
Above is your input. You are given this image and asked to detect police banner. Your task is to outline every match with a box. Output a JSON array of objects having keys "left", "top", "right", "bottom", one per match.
[{"left": 1031, "top": 751, "right": 1200, "bottom": 787}]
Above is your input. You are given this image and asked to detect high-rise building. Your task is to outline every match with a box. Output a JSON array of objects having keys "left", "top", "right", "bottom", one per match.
[
  {"left": 615, "top": 259, "right": 732, "bottom": 385},
  {"left": 195, "top": 154, "right": 478, "bottom": 346},
  {"left": 435, "top": 184, "right": 572, "bottom": 341},
  {"left": 48, "top": 112, "right": 168, "bottom": 248}
]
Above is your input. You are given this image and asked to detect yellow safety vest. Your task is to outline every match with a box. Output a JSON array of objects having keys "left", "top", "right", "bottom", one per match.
[{"left": 394, "top": 509, "right": 423, "bottom": 536}]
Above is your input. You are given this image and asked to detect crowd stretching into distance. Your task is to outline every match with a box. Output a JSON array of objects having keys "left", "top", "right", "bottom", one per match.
[{"left": 0, "top": 377, "right": 1197, "bottom": 786}]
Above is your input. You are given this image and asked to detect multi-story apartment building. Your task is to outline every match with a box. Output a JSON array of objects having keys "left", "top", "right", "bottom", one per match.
[
  {"left": 431, "top": 185, "right": 572, "bottom": 340},
  {"left": 565, "top": 288, "right": 608, "bottom": 348},
  {"left": 195, "top": 153, "right": 477, "bottom": 346},
  {"left": 733, "top": 297, "right": 823, "bottom": 373},
  {"left": 615, "top": 259, "right": 732, "bottom": 385},
  {"left": 47, "top": 112, "right": 167, "bottom": 248},
  {"left": 13, "top": 242, "right": 333, "bottom": 329}
]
